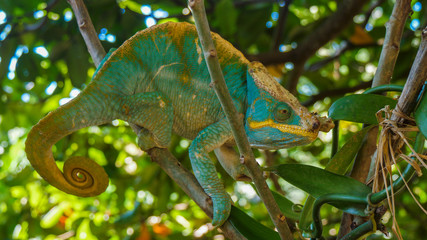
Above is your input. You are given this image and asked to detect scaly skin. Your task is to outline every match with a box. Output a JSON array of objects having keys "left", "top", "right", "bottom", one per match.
[{"left": 25, "top": 22, "right": 333, "bottom": 227}]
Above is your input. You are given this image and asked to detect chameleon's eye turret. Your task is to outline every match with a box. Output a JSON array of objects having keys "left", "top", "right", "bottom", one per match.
[{"left": 274, "top": 105, "right": 291, "bottom": 122}]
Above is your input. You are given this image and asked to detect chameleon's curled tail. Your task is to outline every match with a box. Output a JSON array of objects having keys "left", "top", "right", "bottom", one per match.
[{"left": 25, "top": 84, "right": 113, "bottom": 197}]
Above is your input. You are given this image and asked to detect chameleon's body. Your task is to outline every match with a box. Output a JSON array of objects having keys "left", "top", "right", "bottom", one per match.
[{"left": 25, "top": 22, "right": 332, "bottom": 226}]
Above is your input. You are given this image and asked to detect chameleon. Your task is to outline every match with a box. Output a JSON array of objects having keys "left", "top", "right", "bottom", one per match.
[{"left": 25, "top": 22, "right": 333, "bottom": 227}]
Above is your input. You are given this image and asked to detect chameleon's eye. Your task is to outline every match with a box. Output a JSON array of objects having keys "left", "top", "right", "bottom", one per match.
[{"left": 274, "top": 105, "right": 292, "bottom": 122}]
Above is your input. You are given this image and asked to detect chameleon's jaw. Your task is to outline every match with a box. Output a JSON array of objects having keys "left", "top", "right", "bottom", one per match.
[
  {"left": 248, "top": 119, "right": 318, "bottom": 141},
  {"left": 246, "top": 118, "right": 320, "bottom": 149}
]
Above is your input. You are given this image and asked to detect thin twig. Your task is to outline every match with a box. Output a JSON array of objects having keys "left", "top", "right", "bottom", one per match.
[
  {"left": 188, "top": 0, "right": 293, "bottom": 239},
  {"left": 68, "top": 0, "right": 244, "bottom": 238}
]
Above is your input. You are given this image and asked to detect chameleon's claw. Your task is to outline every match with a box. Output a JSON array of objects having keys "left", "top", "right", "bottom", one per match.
[{"left": 211, "top": 194, "right": 232, "bottom": 227}]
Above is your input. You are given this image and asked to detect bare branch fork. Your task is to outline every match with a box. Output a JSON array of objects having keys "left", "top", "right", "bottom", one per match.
[
  {"left": 68, "top": 0, "right": 244, "bottom": 238},
  {"left": 338, "top": 0, "right": 416, "bottom": 237},
  {"left": 188, "top": 0, "right": 293, "bottom": 239}
]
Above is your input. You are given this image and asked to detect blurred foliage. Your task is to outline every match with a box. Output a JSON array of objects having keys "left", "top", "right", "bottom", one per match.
[{"left": 0, "top": 0, "right": 426, "bottom": 239}]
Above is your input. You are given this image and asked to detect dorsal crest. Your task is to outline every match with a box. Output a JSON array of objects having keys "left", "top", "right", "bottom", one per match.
[{"left": 248, "top": 62, "right": 300, "bottom": 108}]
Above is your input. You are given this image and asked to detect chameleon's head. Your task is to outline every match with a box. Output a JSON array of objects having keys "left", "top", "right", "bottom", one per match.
[{"left": 245, "top": 62, "right": 333, "bottom": 149}]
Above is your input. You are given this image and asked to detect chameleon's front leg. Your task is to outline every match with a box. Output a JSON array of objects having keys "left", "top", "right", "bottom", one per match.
[{"left": 189, "top": 118, "right": 234, "bottom": 227}]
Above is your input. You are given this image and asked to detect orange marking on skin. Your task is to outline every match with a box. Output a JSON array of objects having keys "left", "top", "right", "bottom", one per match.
[
  {"left": 105, "top": 83, "right": 115, "bottom": 88},
  {"left": 146, "top": 62, "right": 182, "bottom": 91},
  {"left": 151, "top": 34, "right": 161, "bottom": 53},
  {"left": 122, "top": 104, "right": 130, "bottom": 116}
]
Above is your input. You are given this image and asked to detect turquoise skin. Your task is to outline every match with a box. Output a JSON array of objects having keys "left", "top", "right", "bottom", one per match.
[{"left": 25, "top": 22, "right": 322, "bottom": 227}]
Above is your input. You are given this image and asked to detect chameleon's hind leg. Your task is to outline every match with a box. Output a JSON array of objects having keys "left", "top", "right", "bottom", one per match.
[
  {"left": 117, "top": 92, "right": 173, "bottom": 151},
  {"left": 189, "top": 118, "right": 234, "bottom": 227}
]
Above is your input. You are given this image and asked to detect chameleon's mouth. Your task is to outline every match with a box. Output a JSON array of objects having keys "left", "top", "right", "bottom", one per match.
[{"left": 248, "top": 119, "right": 318, "bottom": 141}]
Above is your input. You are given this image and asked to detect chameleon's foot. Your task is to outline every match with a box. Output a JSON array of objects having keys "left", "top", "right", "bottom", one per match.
[
  {"left": 136, "top": 128, "right": 157, "bottom": 151},
  {"left": 211, "top": 194, "right": 232, "bottom": 227},
  {"left": 136, "top": 127, "right": 168, "bottom": 151}
]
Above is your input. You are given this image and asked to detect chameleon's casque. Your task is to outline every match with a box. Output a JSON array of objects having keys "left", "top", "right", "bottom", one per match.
[{"left": 25, "top": 22, "right": 333, "bottom": 227}]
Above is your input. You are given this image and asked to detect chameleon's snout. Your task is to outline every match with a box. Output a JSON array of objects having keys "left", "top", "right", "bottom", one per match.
[
  {"left": 310, "top": 115, "right": 321, "bottom": 131},
  {"left": 309, "top": 112, "right": 335, "bottom": 133},
  {"left": 312, "top": 120, "right": 319, "bottom": 130}
]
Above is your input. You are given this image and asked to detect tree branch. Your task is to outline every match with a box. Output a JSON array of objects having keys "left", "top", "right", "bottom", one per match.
[
  {"left": 305, "top": 0, "right": 385, "bottom": 73},
  {"left": 249, "top": 0, "right": 370, "bottom": 66},
  {"left": 147, "top": 148, "right": 246, "bottom": 240},
  {"left": 250, "top": 0, "right": 369, "bottom": 94},
  {"left": 68, "top": 0, "right": 106, "bottom": 67},
  {"left": 392, "top": 27, "right": 427, "bottom": 119},
  {"left": 372, "top": 0, "right": 412, "bottom": 86},
  {"left": 68, "top": 0, "right": 244, "bottom": 238},
  {"left": 338, "top": 1, "right": 415, "bottom": 237},
  {"left": 188, "top": 0, "right": 293, "bottom": 239}
]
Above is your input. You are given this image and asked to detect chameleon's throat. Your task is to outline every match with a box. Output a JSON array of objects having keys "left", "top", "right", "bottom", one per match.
[{"left": 248, "top": 119, "right": 318, "bottom": 140}]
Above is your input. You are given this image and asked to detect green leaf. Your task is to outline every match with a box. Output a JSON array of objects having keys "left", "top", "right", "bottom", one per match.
[
  {"left": 299, "top": 126, "right": 374, "bottom": 229},
  {"left": 229, "top": 206, "right": 280, "bottom": 240},
  {"left": 328, "top": 94, "right": 397, "bottom": 124},
  {"left": 271, "top": 190, "right": 301, "bottom": 221},
  {"left": 415, "top": 90, "right": 427, "bottom": 138},
  {"left": 326, "top": 125, "right": 375, "bottom": 174},
  {"left": 269, "top": 164, "right": 371, "bottom": 216},
  {"left": 118, "top": 0, "right": 142, "bottom": 14}
]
